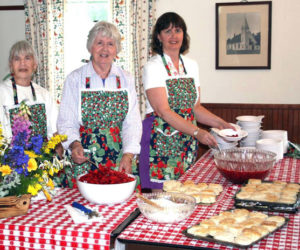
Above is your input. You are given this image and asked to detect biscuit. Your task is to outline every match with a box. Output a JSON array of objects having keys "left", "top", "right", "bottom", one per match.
[
  {"left": 196, "top": 183, "right": 208, "bottom": 190},
  {"left": 214, "top": 231, "right": 235, "bottom": 242},
  {"left": 208, "top": 183, "right": 223, "bottom": 194},
  {"left": 187, "top": 225, "right": 203, "bottom": 234},
  {"left": 248, "top": 211, "right": 268, "bottom": 219},
  {"left": 163, "top": 180, "right": 182, "bottom": 191},
  {"left": 264, "top": 193, "right": 280, "bottom": 202},
  {"left": 234, "top": 235, "right": 253, "bottom": 246},
  {"left": 233, "top": 208, "right": 250, "bottom": 218},
  {"left": 241, "top": 228, "right": 262, "bottom": 241},
  {"left": 200, "top": 219, "right": 216, "bottom": 228},
  {"left": 219, "top": 218, "right": 236, "bottom": 228},
  {"left": 227, "top": 224, "right": 244, "bottom": 236},
  {"left": 200, "top": 194, "right": 216, "bottom": 203},
  {"left": 278, "top": 196, "right": 296, "bottom": 204},
  {"left": 251, "top": 225, "right": 269, "bottom": 237},
  {"left": 193, "top": 227, "right": 209, "bottom": 237},
  {"left": 248, "top": 179, "right": 262, "bottom": 185},
  {"left": 207, "top": 225, "right": 226, "bottom": 237},
  {"left": 261, "top": 220, "right": 277, "bottom": 232},
  {"left": 236, "top": 191, "right": 252, "bottom": 200},
  {"left": 266, "top": 216, "right": 285, "bottom": 227}
]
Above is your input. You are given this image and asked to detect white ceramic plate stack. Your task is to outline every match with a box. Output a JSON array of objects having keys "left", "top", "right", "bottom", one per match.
[
  {"left": 261, "top": 130, "right": 288, "bottom": 154},
  {"left": 236, "top": 115, "right": 264, "bottom": 147},
  {"left": 256, "top": 138, "right": 283, "bottom": 162}
]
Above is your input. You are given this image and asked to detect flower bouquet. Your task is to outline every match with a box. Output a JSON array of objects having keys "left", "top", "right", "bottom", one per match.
[{"left": 0, "top": 102, "right": 70, "bottom": 207}]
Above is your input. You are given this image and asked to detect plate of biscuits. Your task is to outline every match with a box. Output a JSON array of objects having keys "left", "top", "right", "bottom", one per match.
[
  {"left": 183, "top": 209, "right": 288, "bottom": 248},
  {"left": 163, "top": 180, "right": 223, "bottom": 204},
  {"left": 234, "top": 179, "right": 300, "bottom": 213}
]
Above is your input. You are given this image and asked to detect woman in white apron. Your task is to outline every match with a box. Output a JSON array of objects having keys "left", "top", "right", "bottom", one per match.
[
  {"left": 0, "top": 40, "right": 58, "bottom": 143},
  {"left": 57, "top": 21, "right": 142, "bottom": 188},
  {"left": 139, "top": 12, "right": 234, "bottom": 190}
]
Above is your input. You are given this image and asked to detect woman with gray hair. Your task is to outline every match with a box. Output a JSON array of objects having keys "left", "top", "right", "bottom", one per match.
[
  {"left": 0, "top": 40, "right": 58, "bottom": 141},
  {"left": 57, "top": 21, "right": 142, "bottom": 187}
]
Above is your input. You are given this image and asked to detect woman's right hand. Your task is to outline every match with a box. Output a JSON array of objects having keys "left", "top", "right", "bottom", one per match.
[
  {"left": 70, "top": 141, "right": 88, "bottom": 164},
  {"left": 195, "top": 128, "right": 218, "bottom": 147}
]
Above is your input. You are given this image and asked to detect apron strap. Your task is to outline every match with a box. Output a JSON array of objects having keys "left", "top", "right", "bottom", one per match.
[{"left": 11, "top": 77, "right": 36, "bottom": 105}]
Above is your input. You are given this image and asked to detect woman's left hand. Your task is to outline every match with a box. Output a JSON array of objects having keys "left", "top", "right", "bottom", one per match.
[{"left": 118, "top": 153, "right": 134, "bottom": 174}]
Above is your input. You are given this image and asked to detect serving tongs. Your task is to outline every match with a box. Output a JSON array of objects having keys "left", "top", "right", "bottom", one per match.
[{"left": 136, "top": 193, "right": 164, "bottom": 210}]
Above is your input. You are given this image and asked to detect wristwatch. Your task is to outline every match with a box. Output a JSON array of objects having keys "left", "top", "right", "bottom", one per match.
[{"left": 193, "top": 128, "right": 200, "bottom": 137}]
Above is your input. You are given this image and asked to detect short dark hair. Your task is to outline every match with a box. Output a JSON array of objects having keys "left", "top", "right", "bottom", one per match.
[{"left": 151, "top": 12, "right": 190, "bottom": 55}]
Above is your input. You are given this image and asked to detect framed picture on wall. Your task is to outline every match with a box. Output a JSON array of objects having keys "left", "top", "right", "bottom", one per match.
[{"left": 216, "top": 1, "right": 272, "bottom": 69}]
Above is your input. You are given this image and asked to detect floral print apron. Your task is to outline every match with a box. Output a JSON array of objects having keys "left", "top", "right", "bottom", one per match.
[
  {"left": 139, "top": 55, "right": 198, "bottom": 189},
  {"left": 60, "top": 76, "right": 130, "bottom": 188},
  {"left": 8, "top": 77, "right": 47, "bottom": 140}
]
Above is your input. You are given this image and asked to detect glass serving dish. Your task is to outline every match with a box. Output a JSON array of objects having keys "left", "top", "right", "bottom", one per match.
[
  {"left": 136, "top": 192, "right": 196, "bottom": 223},
  {"left": 213, "top": 148, "right": 276, "bottom": 184}
]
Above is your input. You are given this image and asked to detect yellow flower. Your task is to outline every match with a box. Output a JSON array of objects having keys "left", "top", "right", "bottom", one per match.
[
  {"left": 25, "top": 150, "right": 38, "bottom": 158},
  {"left": 35, "top": 183, "right": 42, "bottom": 191},
  {"left": 27, "top": 184, "right": 39, "bottom": 196},
  {"left": 0, "top": 165, "right": 12, "bottom": 176},
  {"left": 27, "top": 158, "right": 38, "bottom": 172},
  {"left": 47, "top": 178, "right": 54, "bottom": 189},
  {"left": 43, "top": 189, "right": 52, "bottom": 201}
]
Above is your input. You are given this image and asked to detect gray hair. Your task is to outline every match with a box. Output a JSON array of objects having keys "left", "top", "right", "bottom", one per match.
[
  {"left": 86, "top": 21, "right": 122, "bottom": 54},
  {"left": 9, "top": 40, "right": 38, "bottom": 68}
]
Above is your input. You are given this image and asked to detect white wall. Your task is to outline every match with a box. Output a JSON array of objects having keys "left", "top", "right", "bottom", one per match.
[
  {"left": 156, "top": 0, "right": 300, "bottom": 104},
  {"left": 0, "top": 0, "right": 25, "bottom": 80}
]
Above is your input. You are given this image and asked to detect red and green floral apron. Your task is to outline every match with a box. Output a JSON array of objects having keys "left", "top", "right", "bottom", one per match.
[
  {"left": 8, "top": 77, "right": 47, "bottom": 140},
  {"left": 139, "top": 55, "right": 198, "bottom": 189},
  {"left": 61, "top": 76, "right": 131, "bottom": 188}
]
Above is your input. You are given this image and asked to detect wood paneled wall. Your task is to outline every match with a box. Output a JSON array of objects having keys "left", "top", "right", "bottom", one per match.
[{"left": 197, "top": 103, "right": 300, "bottom": 156}]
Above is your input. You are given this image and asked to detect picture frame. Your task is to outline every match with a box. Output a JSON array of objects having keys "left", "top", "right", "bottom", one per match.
[{"left": 216, "top": 1, "right": 272, "bottom": 69}]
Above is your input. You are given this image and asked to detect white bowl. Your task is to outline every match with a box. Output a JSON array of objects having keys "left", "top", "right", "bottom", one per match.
[
  {"left": 137, "top": 192, "right": 196, "bottom": 223},
  {"left": 261, "top": 130, "right": 288, "bottom": 153},
  {"left": 256, "top": 139, "right": 283, "bottom": 162},
  {"left": 77, "top": 173, "right": 136, "bottom": 205},
  {"left": 236, "top": 115, "right": 264, "bottom": 123},
  {"left": 218, "top": 129, "right": 248, "bottom": 142}
]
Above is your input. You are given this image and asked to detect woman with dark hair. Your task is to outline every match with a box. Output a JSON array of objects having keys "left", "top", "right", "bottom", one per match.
[{"left": 139, "top": 12, "right": 233, "bottom": 190}]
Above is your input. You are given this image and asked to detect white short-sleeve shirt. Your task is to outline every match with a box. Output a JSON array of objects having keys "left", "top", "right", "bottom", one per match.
[{"left": 142, "top": 54, "right": 200, "bottom": 114}]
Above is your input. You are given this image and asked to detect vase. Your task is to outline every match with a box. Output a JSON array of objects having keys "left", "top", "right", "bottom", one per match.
[{"left": 0, "top": 194, "right": 31, "bottom": 219}]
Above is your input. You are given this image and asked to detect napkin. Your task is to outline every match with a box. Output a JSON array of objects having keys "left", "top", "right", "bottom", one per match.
[{"left": 65, "top": 204, "right": 103, "bottom": 224}]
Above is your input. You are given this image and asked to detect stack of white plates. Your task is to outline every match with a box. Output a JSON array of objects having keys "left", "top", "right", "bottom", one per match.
[
  {"left": 236, "top": 115, "right": 264, "bottom": 147},
  {"left": 256, "top": 138, "right": 283, "bottom": 162},
  {"left": 261, "top": 130, "right": 288, "bottom": 154}
]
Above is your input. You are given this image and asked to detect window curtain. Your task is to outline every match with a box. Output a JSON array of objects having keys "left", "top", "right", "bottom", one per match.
[
  {"left": 24, "top": 0, "right": 64, "bottom": 105},
  {"left": 130, "top": 0, "right": 156, "bottom": 118},
  {"left": 24, "top": 0, "right": 155, "bottom": 112}
]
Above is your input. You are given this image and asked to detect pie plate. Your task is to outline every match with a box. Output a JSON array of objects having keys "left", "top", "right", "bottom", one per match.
[{"left": 218, "top": 129, "right": 248, "bottom": 142}]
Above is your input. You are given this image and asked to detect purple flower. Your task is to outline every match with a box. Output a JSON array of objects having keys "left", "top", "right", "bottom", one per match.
[{"left": 11, "top": 114, "right": 31, "bottom": 146}]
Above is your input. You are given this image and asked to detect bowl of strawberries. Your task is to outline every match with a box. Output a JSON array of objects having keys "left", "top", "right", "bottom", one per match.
[{"left": 77, "top": 166, "right": 136, "bottom": 205}]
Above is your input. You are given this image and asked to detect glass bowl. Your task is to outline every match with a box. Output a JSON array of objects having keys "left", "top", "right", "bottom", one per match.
[
  {"left": 136, "top": 192, "right": 196, "bottom": 223},
  {"left": 213, "top": 148, "right": 276, "bottom": 184}
]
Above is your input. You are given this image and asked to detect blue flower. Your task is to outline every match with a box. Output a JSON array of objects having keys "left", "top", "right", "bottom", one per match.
[
  {"left": 29, "top": 135, "right": 43, "bottom": 154},
  {"left": 4, "top": 145, "right": 29, "bottom": 168}
]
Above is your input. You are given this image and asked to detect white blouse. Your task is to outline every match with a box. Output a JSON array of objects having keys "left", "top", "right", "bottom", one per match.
[
  {"left": 0, "top": 79, "right": 58, "bottom": 140},
  {"left": 57, "top": 61, "right": 142, "bottom": 155}
]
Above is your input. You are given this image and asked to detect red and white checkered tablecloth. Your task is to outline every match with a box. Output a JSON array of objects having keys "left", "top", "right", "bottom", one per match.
[
  {"left": 118, "top": 151, "right": 300, "bottom": 250},
  {"left": 0, "top": 188, "right": 138, "bottom": 250}
]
